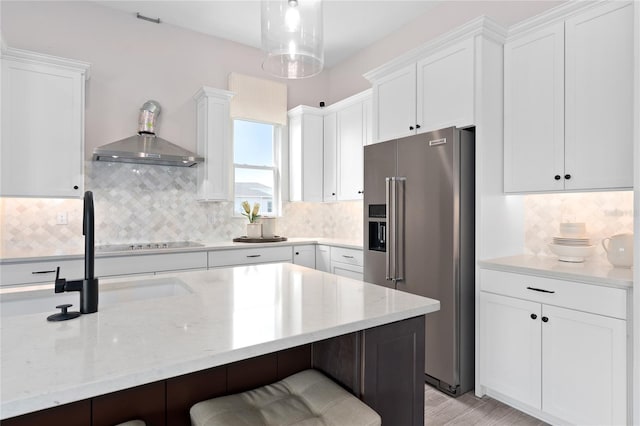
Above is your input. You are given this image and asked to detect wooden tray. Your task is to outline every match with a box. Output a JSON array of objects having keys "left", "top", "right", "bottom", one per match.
[{"left": 233, "top": 236, "right": 288, "bottom": 243}]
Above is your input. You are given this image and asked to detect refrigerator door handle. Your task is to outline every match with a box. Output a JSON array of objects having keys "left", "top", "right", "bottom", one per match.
[
  {"left": 395, "top": 177, "right": 406, "bottom": 282},
  {"left": 385, "top": 177, "right": 394, "bottom": 281}
]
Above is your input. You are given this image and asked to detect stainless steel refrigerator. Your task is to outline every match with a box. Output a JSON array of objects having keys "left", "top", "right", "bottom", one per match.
[{"left": 364, "top": 126, "right": 475, "bottom": 396}]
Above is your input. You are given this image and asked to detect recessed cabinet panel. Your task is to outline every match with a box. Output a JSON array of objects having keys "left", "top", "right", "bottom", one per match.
[
  {"left": 194, "top": 87, "right": 234, "bottom": 201},
  {"left": 288, "top": 107, "right": 323, "bottom": 202},
  {"left": 416, "top": 38, "right": 474, "bottom": 132},
  {"left": 315, "top": 245, "right": 331, "bottom": 272},
  {"left": 1, "top": 51, "right": 88, "bottom": 198},
  {"left": 323, "top": 112, "right": 337, "bottom": 201},
  {"left": 480, "top": 292, "right": 542, "bottom": 409},
  {"left": 292, "top": 245, "right": 315, "bottom": 269},
  {"left": 504, "top": 23, "right": 565, "bottom": 192},
  {"left": 337, "top": 102, "right": 364, "bottom": 200},
  {"left": 564, "top": 2, "right": 633, "bottom": 190},
  {"left": 541, "top": 305, "right": 626, "bottom": 426},
  {"left": 373, "top": 65, "right": 416, "bottom": 143}
]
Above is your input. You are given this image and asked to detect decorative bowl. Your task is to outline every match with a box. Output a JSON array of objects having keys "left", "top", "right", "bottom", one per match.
[{"left": 548, "top": 243, "right": 596, "bottom": 263}]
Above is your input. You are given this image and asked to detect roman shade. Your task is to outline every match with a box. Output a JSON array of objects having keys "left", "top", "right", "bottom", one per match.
[{"left": 228, "top": 72, "right": 287, "bottom": 125}]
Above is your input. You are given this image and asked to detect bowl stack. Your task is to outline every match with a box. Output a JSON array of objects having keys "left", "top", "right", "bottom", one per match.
[{"left": 548, "top": 223, "right": 595, "bottom": 262}]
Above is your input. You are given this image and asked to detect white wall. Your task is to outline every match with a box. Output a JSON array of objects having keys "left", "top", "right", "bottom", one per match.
[
  {"left": 0, "top": 1, "right": 330, "bottom": 159},
  {"left": 326, "top": 0, "right": 565, "bottom": 104}
]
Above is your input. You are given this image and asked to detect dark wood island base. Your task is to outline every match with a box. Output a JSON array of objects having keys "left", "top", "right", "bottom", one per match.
[{"left": 3, "top": 316, "right": 425, "bottom": 426}]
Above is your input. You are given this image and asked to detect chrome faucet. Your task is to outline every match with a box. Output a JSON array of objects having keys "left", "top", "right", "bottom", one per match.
[{"left": 53, "top": 191, "right": 99, "bottom": 314}]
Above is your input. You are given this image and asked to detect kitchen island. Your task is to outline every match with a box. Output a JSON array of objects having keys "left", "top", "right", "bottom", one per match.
[{"left": 1, "top": 263, "right": 439, "bottom": 425}]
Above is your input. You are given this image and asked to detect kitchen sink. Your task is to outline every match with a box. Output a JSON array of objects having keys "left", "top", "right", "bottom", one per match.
[{"left": 0, "top": 277, "right": 192, "bottom": 318}]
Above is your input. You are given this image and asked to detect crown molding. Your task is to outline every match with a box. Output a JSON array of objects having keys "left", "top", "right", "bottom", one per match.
[
  {"left": 363, "top": 16, "right": 507, "bottom": 82},
  {"left": 287, "top": 105, "right": 324, "bottom": 117},
  {"left": 1, "top": 47, "right": 91, "bottom": 80},
  {"left": 193, "top": 86, "right": 235, "bottom": 101},
  {"left": 506, "top": 0, "right": 618, "bottom": 41},
  {"left": 323, "top": 88, "right": 372, "bottom": 113}
]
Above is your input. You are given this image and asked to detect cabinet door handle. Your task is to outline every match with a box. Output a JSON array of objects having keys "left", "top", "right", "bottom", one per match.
[
  {"left": 332, "top": 192, "right": 336, "bottom": 196},
  {"left": 530, "top": 313, "right": 537, "bottom": 320},
  {"left": 295, "top": 252, "right": 300, "bottom": 255},
  {"left": 32, "top": 270, "right": 56, "bottom": 275},
  {"left": 526, "top": 286, "right": 555, "bottom": 294},
  {"left": 357, "top": 190, "right": 363, "bottom": 194},
  {"left": 342, "top": 255, "right": 354, "bottom": 259},
  {"left": 542, "top": 316, "right": 549, "bottom": 323},
  {"left": 564, "top": 174, "right": 571, "bottom": 180},
  {"left": 73, "top": 185, "right": 79, "bottom": 190},
  {"left": 246, "top": 254, "right": 261, "bottom": 258},
  {"left": 409, "top": 126, "right": 414, "bottom": 130},
  {"left": 554, "top": 175, "right": 561, "bottom": 180},
  {"left": 416, "top": 124, "right": 421, "bottom": 129}
]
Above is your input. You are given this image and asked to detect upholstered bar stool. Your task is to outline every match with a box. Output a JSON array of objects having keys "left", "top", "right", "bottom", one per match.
[
  {"left": 114, "top": 421, "right": 145, "bottom": 426},
  {"left": 190, "top": 369, "right": 381, "bottom": 426}
]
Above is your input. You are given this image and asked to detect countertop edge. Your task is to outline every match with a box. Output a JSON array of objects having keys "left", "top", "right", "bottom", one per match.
[
  {"left": 478, "top": 256, "right": 632, "bottom": 289},
  {"left": 0, "top": 238, "right": 364, "bottom": 264}
]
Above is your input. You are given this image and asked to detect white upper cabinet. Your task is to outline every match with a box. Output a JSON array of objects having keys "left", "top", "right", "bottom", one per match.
[
  {"left": 371, "top": 65, "right": 416, "bottom": 143},
  {"left": 367, "top": 36, "right": 477, "bottom": 144},
  {"left": 322, "top": 90, "right": 371, "bottom": 201},
  {"left": 323, "top": 112, "right": 337, "bottom": 202},
  {"left": 193, "top": 87, "right": 235, "bottom": 201},
  {"left": 504, "top": 1, "right": 633, "bottom": 192},
  {"left": 504, "top": 23, "right": 565, "bottom": 192},
  {"left": 416, "top": 38, "right": 474, "bottom": 132},
  {"left": 1, "top": 48, "right": 90, "bottom": 198},
  {"left": 564, "top": 1, "right": 633, "bottom": 191},
  {"left": 288, "top": 106, "right": 324, "bottom": 202}
]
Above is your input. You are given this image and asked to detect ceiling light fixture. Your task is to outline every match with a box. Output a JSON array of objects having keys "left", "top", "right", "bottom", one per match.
[{"left": 261, "top": 0, "right": 324, "bottom": 79}]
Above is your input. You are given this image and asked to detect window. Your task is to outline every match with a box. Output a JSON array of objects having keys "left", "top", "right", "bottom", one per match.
[{"left": 233, "top": 119, "right": 281, "bottom": 216}]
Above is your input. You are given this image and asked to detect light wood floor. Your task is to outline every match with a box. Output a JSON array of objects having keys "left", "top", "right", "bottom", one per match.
[{"left": 425, "top": 385, "right": 548, "bottom": 426}]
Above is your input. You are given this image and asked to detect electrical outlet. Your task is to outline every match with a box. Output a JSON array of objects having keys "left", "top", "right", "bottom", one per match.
[{"left": 56, "top": 212, "right": 68, "bottom": 225}]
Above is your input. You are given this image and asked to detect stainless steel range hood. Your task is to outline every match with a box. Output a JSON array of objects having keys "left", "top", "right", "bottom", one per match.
[{"left": 93, "top": 100, "right": 203, "bottom": 167}]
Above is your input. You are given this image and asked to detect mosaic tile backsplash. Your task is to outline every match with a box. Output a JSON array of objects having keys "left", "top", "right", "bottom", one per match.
[
  {"left": 524, "top": 191, "right": 634, "bottom": 260},
  {"left": 0, "top": 161, "right": 633, "bottom": 260},
  {"left": 0, "top": 162, "right": 363, "bottom": 257}
]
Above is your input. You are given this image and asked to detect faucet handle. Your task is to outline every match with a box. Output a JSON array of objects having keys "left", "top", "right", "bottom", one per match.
[{"left": 54, "top": 267, "right": 66, "bottom": 293}]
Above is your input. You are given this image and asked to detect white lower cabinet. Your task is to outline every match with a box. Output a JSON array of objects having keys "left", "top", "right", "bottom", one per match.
[
  {"left": 479, "top": 269, "right": 628, "bottom": 425},
  {"left": 1, "top": 252, "right": 208, "bottom": 286},
  {"left": 315, "top": 245, "right": 331, "bottom": 272},
  {"left": 330, "top": 247, "right": 364, "bottom": 280},
  {"left": 292, "top": 245, "right": 315, "bottom": 269},
  {"left": 480, "top": 293, "right": 542, "bottom": 409},
  {"left": 207, "top": 246, "right": 292, "bottom": 268}
]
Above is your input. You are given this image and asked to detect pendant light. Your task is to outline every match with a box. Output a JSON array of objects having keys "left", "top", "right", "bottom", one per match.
[{"left": 261, "top": 0, "right": 324, "bottom": 79}]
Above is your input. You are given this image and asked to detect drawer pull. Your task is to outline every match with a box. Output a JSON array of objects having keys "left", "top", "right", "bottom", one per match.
[
  {"left": 530, "top": 313, "right": 537, "bottom": 320},
  {"left": 246, "top": 254, "right": 261, "bottom": 258},
  {"left": 542, "top": 316, "right": 549, "bottom": 323},
  {"left": 32, "top": 270, "right": 56, "bottom": 275},
  {"left": 342, "top": 255, "right": 354, "bottom": 259},
  {"left": 526, "top": 286, "right": 555, "bottom": 294}
]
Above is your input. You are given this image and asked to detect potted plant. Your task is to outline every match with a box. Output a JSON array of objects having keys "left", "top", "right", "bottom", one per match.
[{"left": 241, "top": 201, "right": 262, "bottom": 238}]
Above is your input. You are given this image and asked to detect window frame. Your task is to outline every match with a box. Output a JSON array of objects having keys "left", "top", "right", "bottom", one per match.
[{"left": 232, "top": 119, "right": 282, "bottom": 218}]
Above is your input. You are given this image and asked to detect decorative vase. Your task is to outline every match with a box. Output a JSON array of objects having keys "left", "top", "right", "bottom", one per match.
[
  {"left": 260, "top": 217, "right": 277, "bottom": 238},
  {"left": 246, "top": 223, "right": 262, "bottom": 238}
]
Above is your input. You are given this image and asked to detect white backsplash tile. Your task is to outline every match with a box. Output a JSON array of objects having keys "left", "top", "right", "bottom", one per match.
[
  {"left": 0, "top": 162, "right": 363, "bottom": 257},
  {"left": 524, "top": 191, "right": 634, "bottom": 260},
  {"left": 2, "top": 162, "right": 631, "bottom": 261}
]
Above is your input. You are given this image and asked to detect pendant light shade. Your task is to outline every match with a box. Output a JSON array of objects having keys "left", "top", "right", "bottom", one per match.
[{"left": 261, "top": 0, "right": 324, "bottom": 79}]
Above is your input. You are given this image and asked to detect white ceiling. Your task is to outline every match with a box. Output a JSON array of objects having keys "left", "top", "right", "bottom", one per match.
[{"left": 96, "top": 1, "right": 441, "bottom": 68}]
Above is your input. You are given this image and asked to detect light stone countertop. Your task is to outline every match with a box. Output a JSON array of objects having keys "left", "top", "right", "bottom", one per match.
[
  {"left": 479, "top": 255, "right": 633, "bottom": 289},
  {"left": 0, "top": 237, "right": 363, "bottom": 264},
  {"left": 0, "top": 263, "right": 439, "bottom": 420}
]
